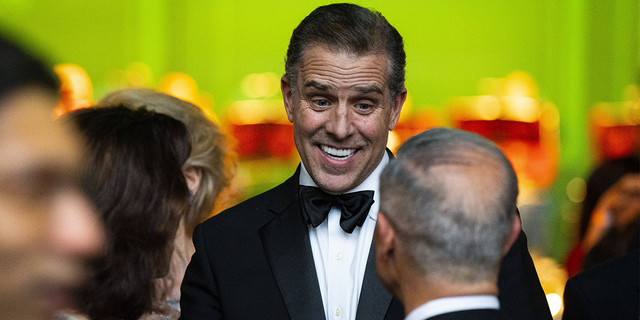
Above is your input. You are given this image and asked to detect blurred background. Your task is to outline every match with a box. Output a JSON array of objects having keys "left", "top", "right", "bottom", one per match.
[{"left": 1, "top": 1, "right": 637, "bottom": 317}]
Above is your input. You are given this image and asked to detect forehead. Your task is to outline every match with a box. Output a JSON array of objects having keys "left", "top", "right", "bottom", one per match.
[
  {"left": 298, "top": 46, "right": 389, "bottom": 93},
  {"left": 0, "top": 88, "right": 82, "bottom": 175}
]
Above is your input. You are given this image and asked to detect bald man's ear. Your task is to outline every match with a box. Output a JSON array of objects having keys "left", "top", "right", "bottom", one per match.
[
  {"left": 374, "top": 212, "right": 400, "bottom": 294},
  {"left": 374, "top": 212, "right": 396, "bottom": 258},
  {"left": 502, "top": 213, "right": 522, "bottom": 257}
]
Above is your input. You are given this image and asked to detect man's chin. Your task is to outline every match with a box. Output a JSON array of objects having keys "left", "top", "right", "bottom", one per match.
[{"left": 313, "top": 174, "right": 361, "bottom": 194}]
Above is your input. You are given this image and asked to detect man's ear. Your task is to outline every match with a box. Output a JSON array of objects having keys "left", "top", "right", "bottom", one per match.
[
  {"left": 281, "top": 75, "right": 295, "bottom": 123},
  {"left": 375, "top": 212, "right": 397, "bottom": 261},
  {"left": 502, "top": 213, "right": 522, "bottom": 256},
  {"left": 388, "top": 88, "right": 407, "bottom": 131},
  {"left": 183, "top": 166, "right": 203, "bottom": 194},
  {"left": 374, "top": 212, "right": 401, "bottom": 294}
]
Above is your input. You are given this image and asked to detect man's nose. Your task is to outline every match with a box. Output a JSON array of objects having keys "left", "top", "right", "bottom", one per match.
[
  {"left": 325, "top": 103, "right": 354, "bottom": 140},
  {"left": 48, "top": 189, "right": 105, "bottom": 258}
]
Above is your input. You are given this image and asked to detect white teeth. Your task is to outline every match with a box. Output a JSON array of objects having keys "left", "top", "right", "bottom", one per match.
[{"left": 321, "top": 145, "right": 355, "bottom": 159}]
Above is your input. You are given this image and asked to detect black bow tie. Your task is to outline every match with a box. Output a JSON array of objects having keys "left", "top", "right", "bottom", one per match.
[{"left": 299, "top": 185, "right": 375, "bottom": 234}]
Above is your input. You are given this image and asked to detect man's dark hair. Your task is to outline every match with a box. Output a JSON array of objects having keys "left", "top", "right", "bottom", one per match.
[
  {"left": 68, "top": 106, "right": 191, "bottom": 320},
  {"left": 284, "top": 3, "right": 405, "bottom": 100},
  {"left": 0, "top": 36, "right": 58, "bottom": 100}
]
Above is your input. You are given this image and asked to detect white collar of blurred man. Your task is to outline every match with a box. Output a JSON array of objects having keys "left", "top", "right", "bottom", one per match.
[{"left": 0, "top": 86, "right": 104, "bottom": 320}]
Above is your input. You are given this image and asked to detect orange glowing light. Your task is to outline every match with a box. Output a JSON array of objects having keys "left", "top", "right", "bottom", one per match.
[
  {"left": 530, "top": 253, "right": 567, "bottom": 318},
  {"left": 159, "top": 72, "right": 200, "bottom": 104},
  {"left": 589, "top": 85, "right": 640, "bottom": 162},
  {"left": 241, "top": 72, "right": 280, "bottom": 99},
  {"left": 387, "top": 93, "right": 443, "bottom": 153},
  {"left": 159, "top": 72, "right": 218, "bottom": 124},
  {"left": 390, "top": 108, "right": 442, "bottom": 153},
  {"left": 53, "top": 63, "right": 93, "bottom": 117},
  {"left": 227, "top": 72, "right": 296, "bottom": 159},
  {"left": 227, "top": 99, "right": 288, "bottom": 125},
  {"left": 449, "top": 72, "right": 559, "bottom": 189},
  {"left": 503, "top": 71, "right": 539, "bottom": 99}
]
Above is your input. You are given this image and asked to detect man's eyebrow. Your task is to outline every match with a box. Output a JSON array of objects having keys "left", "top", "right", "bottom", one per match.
[
  {"left": 303, "top": 81, "right": 383, "bottom": 95},
  {"left": 354, "top": 85, "right": 383, "bottom": 95},
  {"left": 304, "top": 81, "right": 330, "bottom": 91}
]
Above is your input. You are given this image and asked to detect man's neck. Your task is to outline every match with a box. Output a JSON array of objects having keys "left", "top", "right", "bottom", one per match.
[
  {"left": 403, "top": 294, "right": 500, "bottom": 320},
  {"left": 399, "top": 276, "right": 498, "bottom": 315}
]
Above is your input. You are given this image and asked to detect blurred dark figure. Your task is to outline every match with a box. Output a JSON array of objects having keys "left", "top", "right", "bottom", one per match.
[
  {"left": 0, "top": 36, "right": 104, "bottom": 320},
  {"left": 565, "top": 157, "right": 640, "bottom": 277},
  {"left": 95, "top": 88, "right": 237, "bottom": 312},
  {"left": 59, "top": 106, "right": 191, "bottom": 320},
  {"left": 563, "top": 245, "right": 639, "bottom": 320}
]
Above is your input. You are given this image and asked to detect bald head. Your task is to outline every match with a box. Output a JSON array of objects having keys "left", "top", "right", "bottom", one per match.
[{"left": 379, "top": 127, "right": 518, "bottom": 284}]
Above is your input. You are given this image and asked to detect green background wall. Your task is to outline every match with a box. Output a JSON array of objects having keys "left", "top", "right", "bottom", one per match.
[{"left": 1, "top": 0, "right": 637, "bottom": 261}]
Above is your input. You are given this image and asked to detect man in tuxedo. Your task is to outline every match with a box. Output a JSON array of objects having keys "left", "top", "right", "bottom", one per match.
[
  {"left": 374, "top": 128, "right": 521, "bottom": 320},
  {"left": 179, "top": 3, "right": 551, "bottom": 320}
]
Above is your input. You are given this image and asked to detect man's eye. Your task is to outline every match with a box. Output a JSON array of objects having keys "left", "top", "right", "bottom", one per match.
[
  {"left": 2, "top": 169, "right": 62, "bottom": 200},
  {"left": 356, "top": 103, "right": 372, "bottom": 111},
  {"left": 314, "top": 99, "right": 329, "bottom": 107}
]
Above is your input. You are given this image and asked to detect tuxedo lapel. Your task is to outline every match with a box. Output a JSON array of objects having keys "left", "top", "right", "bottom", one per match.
[
  {"left": 355, "top": 242, "right": 394, "bottom": 320},
  {"left": 259, "top": 168, "right": 326, "bottom": 320}
]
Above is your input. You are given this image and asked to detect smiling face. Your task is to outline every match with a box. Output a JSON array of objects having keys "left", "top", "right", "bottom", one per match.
[
  {"left": 0, "top": 87, "right": 104, "bottom": 320},
  {"left": 282, "top": 46, "right": 406, "bottom": 194}
]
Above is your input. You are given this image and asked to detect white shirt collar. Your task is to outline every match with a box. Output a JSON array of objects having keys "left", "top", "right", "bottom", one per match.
[
  {"left": 405, "top": 295, "right": 500, "bottom": 320},
  {"left": 299, "top": 151, "right": 389, "bottom": 221}
]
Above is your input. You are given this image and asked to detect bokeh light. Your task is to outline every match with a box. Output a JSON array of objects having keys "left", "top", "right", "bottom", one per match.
[
  {"left": 53, "top": 63, "right": 93, "bottom": 117},
  {"left": 566, "top": 177, "right": 587, "bottom": 203},
  {"left": 546, "top": 293, "right": 563, "bottom": 317},
  {"left": 241, "top": 72, "right": 280, "bottom": 99}
]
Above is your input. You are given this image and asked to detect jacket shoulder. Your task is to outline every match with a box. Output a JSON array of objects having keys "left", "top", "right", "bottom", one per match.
[{"left": 198, "top": 171, "right": 299, "bottom": 232}]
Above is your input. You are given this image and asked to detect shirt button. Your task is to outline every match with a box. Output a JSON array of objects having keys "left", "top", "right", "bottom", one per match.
[
  {"left": 335, "top": 252, "right": 342, "bottom": 260},
  {"left": 334, "top": 308, "right": 342, "bottom": 316}
]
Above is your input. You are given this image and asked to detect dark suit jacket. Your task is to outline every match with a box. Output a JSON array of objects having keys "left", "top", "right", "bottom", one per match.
[
  {"left": 562, "top": 249, "right": 639, "bottom": 320},
  {"left": 427, "top": 309, "right": 511, "bottom": 320},
  {"left": 179, "top": 168, "right": 551, "bottom": 320}
]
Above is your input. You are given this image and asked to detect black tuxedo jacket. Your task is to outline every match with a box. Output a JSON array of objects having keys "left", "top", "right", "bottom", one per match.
[
  {"left": 562, "top": 249, "right": 639, "bottom": 320},
  {"left": 427, "top": 309, "right": 511, "bottom": 320},
  {"left": 179, "top": 168, "right": 551, "bottom": 320}
]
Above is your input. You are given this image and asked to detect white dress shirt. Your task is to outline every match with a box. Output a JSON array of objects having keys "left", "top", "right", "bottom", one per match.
[
  {"left": 299, "top": 152, "right": 389, "bottom": 320},
  {"left": 404, "top": 295, "right": 500, "bottom": 320}
]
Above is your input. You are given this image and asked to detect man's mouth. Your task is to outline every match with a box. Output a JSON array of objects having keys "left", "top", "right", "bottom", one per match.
[{"left": 321, "top": 145, "right": 356, "bottom": 159}]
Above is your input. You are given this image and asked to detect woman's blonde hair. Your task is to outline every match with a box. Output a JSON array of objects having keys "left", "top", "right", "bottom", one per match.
[{"left": 97, "top": 88, "right": 236, "bottom": 234}]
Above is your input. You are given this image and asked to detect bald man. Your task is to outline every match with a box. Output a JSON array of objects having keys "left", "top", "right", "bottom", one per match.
[{"left": 375, "top": 127, "right": 522, "bottom": 320}]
